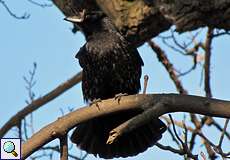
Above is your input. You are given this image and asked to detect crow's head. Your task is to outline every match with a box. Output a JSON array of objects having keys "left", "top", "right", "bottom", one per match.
[{"left": 64, "top": 9, "right": 104, "bottom": 33}]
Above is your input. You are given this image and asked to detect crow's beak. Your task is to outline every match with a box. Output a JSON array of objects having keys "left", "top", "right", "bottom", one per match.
[
  {"left": 64, "top": 16, "right": 84, "bottom": 23},
  {"left": 64, "top": 9, "right": 86, "bottom": 23}
]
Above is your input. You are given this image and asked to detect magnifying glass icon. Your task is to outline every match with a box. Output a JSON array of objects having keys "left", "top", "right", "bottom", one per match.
[{"left": 3, "top": 141, "right": 18, "bottom": 157}]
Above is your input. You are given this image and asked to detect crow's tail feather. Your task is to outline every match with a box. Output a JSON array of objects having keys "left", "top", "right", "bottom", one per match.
[{"left": 71, "top": 111, "right": 166, "bottom": 159}]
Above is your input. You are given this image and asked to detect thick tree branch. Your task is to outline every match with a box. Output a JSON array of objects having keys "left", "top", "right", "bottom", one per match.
[
  {"left": 107, "top": 102, "right": 165, "bottom": 144},
  {"left": 52, "top": 0, "right": 230, "bottom": 45},
  {"left": 22, "top": 94, "right": 230, "bottom": 159},
  {"left": 0, "top": 71, "right": 82, "bottom": 138}
]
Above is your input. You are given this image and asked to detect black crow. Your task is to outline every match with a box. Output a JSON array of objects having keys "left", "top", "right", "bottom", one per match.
[{"left": 65, "top": 10, "right": 166, "bottom": 159}]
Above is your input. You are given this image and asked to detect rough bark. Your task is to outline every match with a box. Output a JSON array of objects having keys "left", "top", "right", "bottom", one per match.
[
  {"left": 52, "top": 0, "right": 230, "bottom": 46},
  {"left": 22, "top": 93, "right": 230, "bottom": 159}
]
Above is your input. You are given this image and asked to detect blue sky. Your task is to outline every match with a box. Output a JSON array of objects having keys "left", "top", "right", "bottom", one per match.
[{"left": 0, "top": 1, "right": 229, "bottom": 160}]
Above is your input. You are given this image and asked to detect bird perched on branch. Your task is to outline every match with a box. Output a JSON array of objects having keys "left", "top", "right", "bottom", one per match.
[{"left": 65, "top": 9, "right": 166, "bottom": 159}]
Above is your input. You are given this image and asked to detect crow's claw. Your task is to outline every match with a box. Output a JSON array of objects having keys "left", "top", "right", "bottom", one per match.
[
  {"left": 89, "top": 98, "right": 102, "bottom": 109},
  {"left": 114, "top": 93, "right": 128, "bottom": 103}
]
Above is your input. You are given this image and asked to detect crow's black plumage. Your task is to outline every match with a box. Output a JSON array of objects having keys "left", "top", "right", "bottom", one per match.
[{"left": 65, "top": 10, "right": 166, "bottom": 159}]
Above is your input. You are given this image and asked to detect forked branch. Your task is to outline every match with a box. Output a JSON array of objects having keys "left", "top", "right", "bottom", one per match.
[{"left": 22, "top": 94, "right": 230, "bottom": 159}]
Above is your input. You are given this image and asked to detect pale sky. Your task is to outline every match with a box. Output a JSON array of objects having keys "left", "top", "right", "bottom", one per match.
[{"left": 0, "top": 1, "right": 229, "bottom": 160}]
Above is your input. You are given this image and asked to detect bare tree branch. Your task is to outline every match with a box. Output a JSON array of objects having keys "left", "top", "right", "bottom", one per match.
[
  {"left": 0, "top": 71, "right": 82, "bottom": 138},
  {"left": 161, "top": 116, "right": 194, "bottom": 132},
  {"left": 169, "top": 115, "right": 198, "bottom": 160},
  {"left": 148, "top": 40, "right": 187, "bottom": 94},
  {"left": 60, "top": 134, "right": 68, "bottom": 160},
  {"left": 27, "top": 0, "right": 52, "bottom": 8},
  {"left": 0, "top": 0, "right": 30, "bottom": 19},
  {"left": 212, "top": 29, "right": 230, "bottom": 38},
  {"left": 218, "top": 119, "right": 229, "bottom": 148},
  {"left": 204, "top": 28, "right": 214, "bottom": 98},
  {"left": 156, "top": 143, "right": 184, "bottom": 156},
  {"left": 107, "top": 102, "right": 165, "bottom": 144},
  {"left": 147, "top": 39, "right": 219, "bottom": 159},
  {"left": 52, "top": 0, "right": 230, "bottom": 45},
  {"left": 41, "top": 146, "right": 83, "bottom": 160},
  {"left": 143, "top": 75, "right": 149, "bottom": 94},
  {"left": 211, "top": 120, "right": 230, "bottom": 140},
  {"left": 21, "top": 94, "right": 230, "bottom": 159}
]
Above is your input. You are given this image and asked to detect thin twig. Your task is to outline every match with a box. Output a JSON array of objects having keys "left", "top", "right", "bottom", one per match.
[
  {"left": 60, "top": 134, "right": 68, "bottom": 160},
  {"left": 17, "top": 121, "right": 22, "bottom": 139},
  {"left": 218, "top": 119, "right": 229, "bottom": 148},
  {"left": 169, "top": 114, "right": 198, "bottom": 159},
  {"left": 201, "top": 151, "right": 207, "bottom": 160},
  {"left": 203, "top": 27, "right": 217, "bottom": 159},
  {"left": 169, "top": 115, "right": 185, "bottom": 147},
  {"left": 167, "top": 126, "right": 181, "bottom": 148},
  {"left": 161, "top": 115, "right": 194, "bottom": 132},
  {"left": 148, "top": 39, "right": 217, "bottom": 158},
  {"left": 0, "top": 0, "right": 30, "bottom": 19},
  {"left": 211, "top": 120, "right": 230, "bottom": 140},
  {"left": 204, "top": 28, "right": 214, "bottom": 98},
  {"left": 41, "top": 146, "right": 83, "bottom": 160},
  {"left": 212, "top": 29, "right": 230, "bottom": 38},
  {"left": 27, "top": 0, "right": 52, "bottom": 7},
  {"left": 156, "top": 143, "right": 185, "bottom": 156},
  {"left": 0, "top": 71, "right": 82, "bottom": 138},
  {"left": 148, "top": 40, "right": 187, "bottom": 94},
  {"left": 23, "top": 118, "right": 29, "bottom": 140},
  {"left": 143, "top": 75, "right": 149, "bottom": 94}
]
